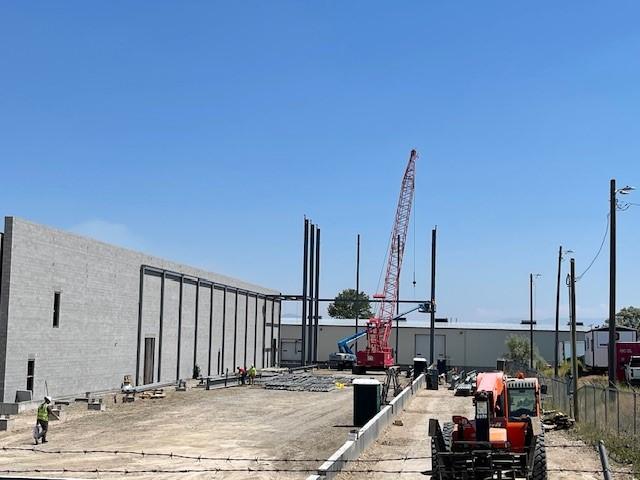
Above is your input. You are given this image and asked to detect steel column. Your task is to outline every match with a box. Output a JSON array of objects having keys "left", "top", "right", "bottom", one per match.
[
  {"left": 307, "top": 224, "right": 315, "bottom": 365},
  {"left": 429, "top": 227, "right": 437, "bottom": 366},
  {"left": 208, "top": 284, "right": 214, "bottom": 376},
  {"left": 244, "top": 293, "right": 249, "bottom": 368},
  {"left": 194, "top": 281, "right": 199, "bottom": 374},
  {"left": 221, "top": 287, "right": 227, "bottom": 372},
  {"left": 158, "top": 272, "right": 165, "bottom": 382},
  {"left": 301, "top": 219, "right": 309, "bottom": 366},
  {"left": 135, "top": 266, "right": 144, "bottom": 386},
  {"left": 233, "top": 289, "right": 238, "bottom": 369},
  {"left": 176, "top": 275, "right": 184, "bottom": 382},
  {"left": 313, "top": 228, "right": 320, "bottom": 363}
]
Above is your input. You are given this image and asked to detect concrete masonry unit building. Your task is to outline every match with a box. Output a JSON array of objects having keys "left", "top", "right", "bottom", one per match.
[{"left": 0, "top": 217, "right": 281, "bottom": 403}]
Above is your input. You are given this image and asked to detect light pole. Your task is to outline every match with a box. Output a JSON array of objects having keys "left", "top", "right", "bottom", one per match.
[
  {"left": 554, "top": 247, "right": 573, "bottom": 377},
  {"left": 609, "top": 180, "right": 634, "bottom": 386},
  {"left": 529, "top": 273, "right": 541, "bottom": 369}
]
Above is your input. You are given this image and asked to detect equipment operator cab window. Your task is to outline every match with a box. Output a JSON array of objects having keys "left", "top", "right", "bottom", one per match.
[{"left": 507, "top": 388, "right": 536, "bottom": 418}]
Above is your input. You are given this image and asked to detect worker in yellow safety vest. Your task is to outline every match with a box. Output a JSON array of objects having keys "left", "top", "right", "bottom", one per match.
[
  {"left": 35, "top": 396, "right": 53, "bottom": 445},
  {"left": 248, "top": 365, "right": 257, "bottom": 385}
]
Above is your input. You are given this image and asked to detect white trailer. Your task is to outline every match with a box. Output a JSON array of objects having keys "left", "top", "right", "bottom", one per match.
[{"left": 584, "top": 326, "right": 637, "bottom": 370}]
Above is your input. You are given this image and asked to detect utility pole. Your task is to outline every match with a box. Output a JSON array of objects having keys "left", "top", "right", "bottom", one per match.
[
  {"left": 429, "top": 227, "right": 437, "bottom": 366},
  {"left": 609, "top": 179, "right": 616, "bottom": 387},
  {"left": 530, "top": 273, "right": 534, "bottom": 369},
  {"left": 570, "top": 258, "right": 579, "bottom": 421},
  {"left": 554, "top": 246, "right": 563, "bottom": 377}
]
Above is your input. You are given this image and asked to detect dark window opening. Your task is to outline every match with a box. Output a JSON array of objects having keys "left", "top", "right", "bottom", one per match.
[
  {"left": 27, "top": 359, "right": 35, "bottom": 391},
  {"left": 53, "top": 292, "right": 61, "bottom": 328}
]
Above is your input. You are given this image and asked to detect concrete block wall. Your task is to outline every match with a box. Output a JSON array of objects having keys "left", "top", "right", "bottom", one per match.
[{"left": 0, "top": 217, "right": 281, "bottom": 403}]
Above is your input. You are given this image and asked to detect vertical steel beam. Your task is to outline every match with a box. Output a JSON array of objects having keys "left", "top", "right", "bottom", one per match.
[
  {"left": 355, "top": 234, "right": 361, "bottom": 352},
  {"left": 261, "top": 298, "right": 266, "bottom": 368},
  {"left": 244, "top": 293, "right": 249, "bottom": 368},
  {"left": 301, "top": 219, "right": 309, "bottom": 366},
  {"left": 207, "top": 284, "right": 214, "bottom": 376},
  {"left": 254, "top": 295, "right": 259, "bottom": 366},
  {"left": 135, "top": 266, "right": 144, "bottom": 386},
  {"left": 277, "top": 299, "right": 282, "bottom": 366},
  {"left": 314, "top": 228, "right": 321, "bottom": 363},
  {"left": 530, "top": 273, "right": 534, "bottom": 369},
  {"left": 194, "top": 281, "right": 199, "bottom": 375},
  {"left": 233, "top": 289, "right": 238, "bottom": 369},
  {"left": 221, "top": 287, "right": 227, "bottom": 372},
  {"left": 307, "top": 224, "right": 315, "bottom": 365},
  {"left": 270, "top": 300, "right": 276, "bottom": 367},
  {"left": 176, "top": 275, "right": 184, "bottom": 382},
  {"left": 430, "top": 227, "right": 437, "bottom": 366},
  {"left": 158, "top": 272, "right": 165, "bottom": 382}
]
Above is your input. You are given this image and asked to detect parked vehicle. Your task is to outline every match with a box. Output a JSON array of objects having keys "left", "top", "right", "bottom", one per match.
[{"left": 625, "top": 356, "right": 640, "bottom": 386}]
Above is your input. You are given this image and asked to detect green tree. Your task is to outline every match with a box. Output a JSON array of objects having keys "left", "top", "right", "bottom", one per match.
[
  {"left": 327, "top": 289, "right": 373, "bottom": 319},
  {"left": 606, "top": 306, "right": 640, "bottom": 329},
  {"left": 504, "top": 335, "right": 547, "bottom": 370}
]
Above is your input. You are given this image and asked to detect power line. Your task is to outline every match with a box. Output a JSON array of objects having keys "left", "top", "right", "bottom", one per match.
[{"left": 576, "top": 213, "right": 610, "bottom": 281}]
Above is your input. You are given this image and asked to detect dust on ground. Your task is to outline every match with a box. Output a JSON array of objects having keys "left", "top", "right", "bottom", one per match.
[
  {"left": 336, "top": 386, "right": 635, "bottom": 480},
  {"left": 0, "top": 379, "right": 356, "bottom": 480}
]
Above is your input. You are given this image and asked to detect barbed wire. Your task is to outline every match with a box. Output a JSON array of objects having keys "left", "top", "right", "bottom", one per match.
[
  {"left": 0, "top": 467, "right": 633, "bottom": 475},
  {"left": 0, "top": 443, "right": 592, "bottom": 463}
]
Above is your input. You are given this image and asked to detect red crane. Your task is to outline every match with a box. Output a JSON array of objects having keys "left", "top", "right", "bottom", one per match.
[{"left": 355, "top": 149, "right": 418, "bottom": 372}]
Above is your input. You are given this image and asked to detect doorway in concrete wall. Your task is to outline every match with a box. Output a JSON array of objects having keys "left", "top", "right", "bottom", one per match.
[{"left": 144, "top": 338, "right": 155, "bottom": 384}]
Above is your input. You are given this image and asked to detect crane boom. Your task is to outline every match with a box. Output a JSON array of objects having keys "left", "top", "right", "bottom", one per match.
[{"left": 355, "top": 149, "right": 417, "bottom": 371}]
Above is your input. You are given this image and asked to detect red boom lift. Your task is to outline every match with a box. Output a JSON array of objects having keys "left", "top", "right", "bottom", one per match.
[{"left": 353, "top": 149, "right": 417, "bottom": 373}]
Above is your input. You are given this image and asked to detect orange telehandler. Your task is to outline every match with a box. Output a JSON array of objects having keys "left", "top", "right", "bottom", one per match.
[{"left": 429, "top": 371, "right": 547, "bottom": 480}]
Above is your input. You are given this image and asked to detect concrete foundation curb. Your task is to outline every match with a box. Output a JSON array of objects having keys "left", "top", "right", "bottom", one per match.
[{"left": 308, "top": 373, "right": 426, "bottom": 479}]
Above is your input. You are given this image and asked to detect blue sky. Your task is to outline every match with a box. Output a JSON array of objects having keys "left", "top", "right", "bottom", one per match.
[{"left": 1, "top": 2, "right": 639, "bottom": 327}]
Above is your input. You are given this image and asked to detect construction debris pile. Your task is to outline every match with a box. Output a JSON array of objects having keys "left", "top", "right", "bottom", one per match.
[
  {"left": 259, "top": 373, "right": 353, "bottom": 392},
  {"left": 542, "top": 410, "right": 575, "bottom": 430}
]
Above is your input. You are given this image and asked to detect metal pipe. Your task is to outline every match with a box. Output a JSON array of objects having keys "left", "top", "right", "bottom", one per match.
[
  {"left": 598, "top": 441, "right": 613, "bottom": 480},
  {"left": 430, "top": 227, "right": 437, "bottom": 366},
  {"left": 313, "top": 228, "right": 321, "bottom": 363},
  {"left": 158, "top": 272, "right": 165, "bottom": 382},
  {"left": 301, "top": 219, "right": 309, "bottom": 366},
  {"left": 609, "top": 178, "right": 617, "bottom": 386},
  {"left": 307, "top": 224, "right": 315, "bottom": 365},
  {"left": 554, "top": 246, "right": 562, "bottom": 377},
  {"left": 135, "top": 265, "right": 144, "bottom": 386}
]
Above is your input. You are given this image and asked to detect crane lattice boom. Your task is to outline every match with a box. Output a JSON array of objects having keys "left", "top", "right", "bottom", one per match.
[{"left": 356, "top": 149, "right": 417, "bottom": 370}]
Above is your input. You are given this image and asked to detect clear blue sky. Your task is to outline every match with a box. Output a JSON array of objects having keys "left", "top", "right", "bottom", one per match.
[{"left": 1, "top": 2, "right": 639, "bottom": 327}]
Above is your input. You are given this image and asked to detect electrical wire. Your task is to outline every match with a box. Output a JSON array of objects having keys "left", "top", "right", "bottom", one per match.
[{"left": 576, "top": 213, "right": 610, "bottom": 281}]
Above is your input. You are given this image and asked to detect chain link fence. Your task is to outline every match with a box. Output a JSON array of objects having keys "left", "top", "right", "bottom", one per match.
[{"left": 540, "top": 376, "right": 640, "bottom": 438}]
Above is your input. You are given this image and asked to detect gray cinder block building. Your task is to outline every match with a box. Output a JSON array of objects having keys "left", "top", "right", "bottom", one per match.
[{"left": 0, "top": 217, "right": 281, "bottom": 403}]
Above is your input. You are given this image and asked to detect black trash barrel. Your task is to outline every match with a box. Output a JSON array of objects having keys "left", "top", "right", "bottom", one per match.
[
  {"left": 353, "top": 379, "right": 381, "bottom": 427},
  {"left": 427, "top": 367, "right": 439, "bottom": 390},
  {"left": 413, "top": 357, "right": 427, "bottom": 379}
]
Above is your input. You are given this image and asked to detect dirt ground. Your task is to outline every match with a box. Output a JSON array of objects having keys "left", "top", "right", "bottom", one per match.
[
  {"left": 336, "top": 387, "right": 635, "bottom": 480},
  {"left": 0, "top": 379, "right": 357, "bottom": 480}
]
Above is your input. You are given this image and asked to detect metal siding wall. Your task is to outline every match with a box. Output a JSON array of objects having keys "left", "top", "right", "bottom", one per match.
[
  {"left": 140, "top": 274, "right": 161, "bottom": 384},
  {"left": 195, "top": 285, "right": 211, "bottom": 375},
  {"left": 255, "top": 297, "right": 265, "bottom": 369},
  {"left": 246, "top": 295, "right": 257, "bottom": 368},
  {"left": 211, "top": 288, "right": 225, "bottom": 374},
  {"left": 179, "top": 282, "right": 196, "bottom": 380},
  {"left": 223, "top": 291, "right": 236, "bottom": 372},
  {"left": 161, "top": 278, "right": 180, "bottom": 383},
  {"left": 235, "top": 293, "right": 247, "bottom": 368},
  {"left": 0, "top": 218, "right": 279, "bottom": 402}
]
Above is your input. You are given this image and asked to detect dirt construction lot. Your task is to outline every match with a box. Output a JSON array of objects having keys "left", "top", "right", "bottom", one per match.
[
  {"left": 0, "top": 382, "right": 355, "bottom": 479},
  {"left": 336, "top": 387, "right": 635, "bottom": 480}
]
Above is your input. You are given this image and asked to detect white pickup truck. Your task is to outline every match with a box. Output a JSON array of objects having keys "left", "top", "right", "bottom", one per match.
[{"left": 624, "top": 356, "right": 640, "bottom": 386}]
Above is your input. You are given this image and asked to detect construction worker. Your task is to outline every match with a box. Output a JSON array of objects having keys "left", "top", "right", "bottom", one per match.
[
  {"left": 35, "top": 396, "right": 53, "bottom": 444},
  {"left": 248, "top": 365, "right": 257, "bottom": 385},
  {"left": 237, "top": 367, "right": 247, "bottom": 385}
]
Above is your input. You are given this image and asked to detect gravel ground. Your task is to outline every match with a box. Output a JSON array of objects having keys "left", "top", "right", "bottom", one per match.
[{"left": 0, "top": 381, "right": 355, "bottom": 479}]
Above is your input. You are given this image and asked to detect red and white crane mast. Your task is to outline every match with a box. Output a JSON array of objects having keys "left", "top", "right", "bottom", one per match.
[{"left": 355, "top": 149, "right": 417, "bottom": 370}]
